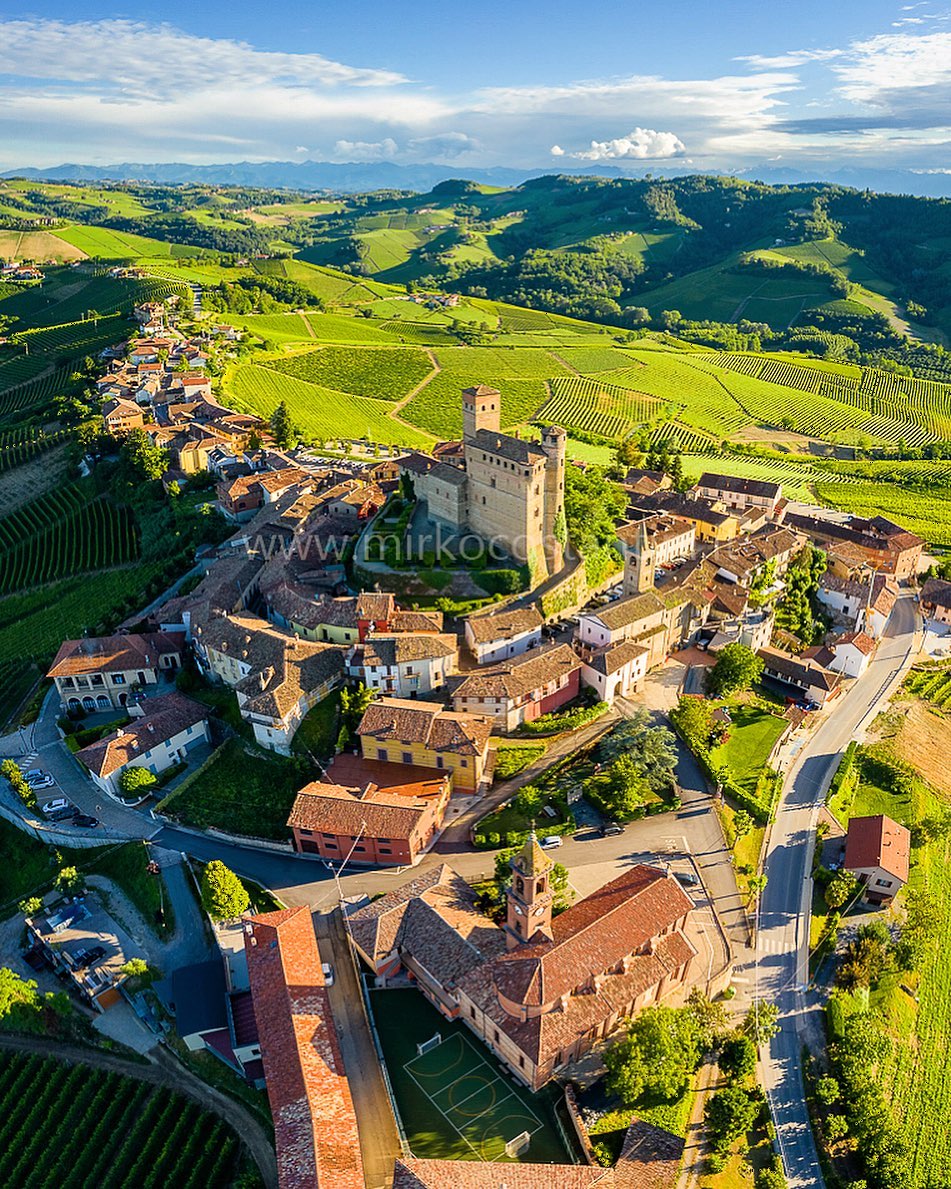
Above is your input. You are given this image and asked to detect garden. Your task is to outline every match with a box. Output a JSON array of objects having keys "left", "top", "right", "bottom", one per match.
[{"left": 156, "top": 736, "right": 307, "bottom": 840}]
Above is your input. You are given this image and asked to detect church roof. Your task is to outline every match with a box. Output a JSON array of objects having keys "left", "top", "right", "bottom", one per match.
[{"left": 512, "top": 831, "right": 554, "bottom": 878}]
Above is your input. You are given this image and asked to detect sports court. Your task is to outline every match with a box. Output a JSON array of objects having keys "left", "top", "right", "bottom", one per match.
[
  {"left": 369, "top": 988, "right": 568, "bottom": 1164},
  {"left": 404, "top": 1031, "right": 544, "bottom": 1161}
]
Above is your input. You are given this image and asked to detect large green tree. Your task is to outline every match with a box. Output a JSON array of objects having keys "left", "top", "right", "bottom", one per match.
[
  {"left": 270, "top": 400, "right": 298, "bottom": 449},
  {"left": 605, "top": 1005, "right": 701, "bottom": 1104},
  {"left": 706, "top": 642, "right": 764, "bottom": 698},
  {"left": 119, "top": 428, "right": 169, "bottom": 483},
  {"left": 200, "top": 860, "right": 250, "bottom": 921}
]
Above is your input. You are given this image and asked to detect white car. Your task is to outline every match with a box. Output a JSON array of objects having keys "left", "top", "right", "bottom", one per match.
[
  {"left": 42, "top": 798, "right": 69, "bottom": 815},
  {"left": 25, "top": 771, "right": 52, "bottom": 787},
  {"left": 540, "top": 835, "right": 563, "bottom": 849},
  {"left": 29, "top": 777, "right": 55, "bottom": 791},
  {"left": 321, "top": 963, "right": 335, "bottom": 986}
]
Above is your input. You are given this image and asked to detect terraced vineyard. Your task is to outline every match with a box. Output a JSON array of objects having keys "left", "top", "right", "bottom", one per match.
[
  {"left": 229, "top": 363, "right": 433, "bottom": 446},
  {"left": 0, "top": 428, "right": 67, "bottom": 473},
  {"left": 0, "top": 1050, "right": 242, "bottom": 1188},
  {"left": 267, "top": 345, "right": 434, "bottom": 401},
  {"left": 0, "top": 482, "right": 139, "bottom": 595},
  {"left": 537, "top": 376, "right": 668, "bottom": 439},
  {"left": 905, "top": 666, "right": 951, "bottom": 711},
  {"left": 401, "top": 370, "right": 548, "bottom": 436},
  {"left": 704, "top": 352, "right": 951, "bottom": 444}
]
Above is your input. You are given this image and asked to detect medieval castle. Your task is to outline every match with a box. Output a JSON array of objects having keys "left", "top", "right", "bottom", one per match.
[{"left": 400, "top": 385, "right": 567, "bottom": 583}]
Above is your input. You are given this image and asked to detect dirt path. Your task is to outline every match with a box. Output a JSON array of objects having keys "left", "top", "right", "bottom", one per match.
[
  {"left": 391, "top": 347, "right": 441, "bottom": 439},
  {"left": 0, "top": 1032, "right": 278, "bottom": 1188},
  {"left": 676, "top": 1059, "right": 719, "bottom": 1189}
]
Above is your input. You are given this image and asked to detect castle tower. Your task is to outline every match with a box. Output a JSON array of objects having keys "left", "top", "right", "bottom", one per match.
[
  {"left": 540, "top": 424, "right": 567, "bottom": 573},
  {"left": 505, "top": 831, "right": 555, "bottom": 950},
  {"left": 462, "top": 385, "right": 501, "bottom": 443},
  {"left": 624, "top": 519, "right": 656, "bottom": 595}
]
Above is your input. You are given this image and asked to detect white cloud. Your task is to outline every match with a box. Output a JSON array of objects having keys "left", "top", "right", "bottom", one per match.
[
  {"left": 332, "top": 138, "right": 398, "bottom": 162},
  {"left": 833, "top": 31, "right": 951, "bottom": 102},
  {"left": 736, "top": 48, "right": 843, "bottom": 69},
  {"left": 550, "top": 144, "right": 565, "bottom": 156},
  {"left": 568, "top": 127, "right": 685, "bottom": 161}
]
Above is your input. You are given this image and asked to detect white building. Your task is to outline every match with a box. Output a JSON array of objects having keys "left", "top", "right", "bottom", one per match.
[
  {"left": 346, "top": 634, "right": 458, "bottom": 698},
  {"left": 827, "top": 631, "right": 875, "bottom": 678},
  {"left": 579, "top": 638, "right": 649, "bottom": 704},
  {"left": 464, "top": 607, "right": 543, "bottom": 665},
  {"left": 75, "top": 693, "right": 210, "bottom": 797}
]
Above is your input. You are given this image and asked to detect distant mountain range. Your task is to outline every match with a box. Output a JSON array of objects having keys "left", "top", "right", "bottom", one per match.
[{"left": 4, "top": 159, "right": 951, "bottom": 198}]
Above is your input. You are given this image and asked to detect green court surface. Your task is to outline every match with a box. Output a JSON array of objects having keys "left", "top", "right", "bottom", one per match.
[
  {"left": 369, "top": 988, "right": 569, "bottom": 1163},
  {"left": 405, "top": 1032, "right": 544, "bottom": 1160}
]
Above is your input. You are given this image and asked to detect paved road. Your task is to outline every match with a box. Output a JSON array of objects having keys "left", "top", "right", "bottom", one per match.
[{"left": 751, "top": 590, "right": 920, "bottom": 1188}]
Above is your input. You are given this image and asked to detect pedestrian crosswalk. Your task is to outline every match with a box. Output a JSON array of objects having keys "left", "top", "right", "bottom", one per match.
[{"left": 758, "top": 935, "right": 792, "bottom": 955}]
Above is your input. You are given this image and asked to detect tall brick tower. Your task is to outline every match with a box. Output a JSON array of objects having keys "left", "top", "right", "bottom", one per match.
[
  {"left": 541, "top": 424, "right": 567, "bottom": 573},
  {"left": 505, "top": 831, "right": 555, "bottom": 949},
  {"left": 462, "top": 385, "right": 501, "bottom": 443}
]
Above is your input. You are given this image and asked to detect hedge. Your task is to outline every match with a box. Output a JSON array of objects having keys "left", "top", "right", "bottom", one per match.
[
  {"left": 668, "top": 709, "right": 772, "bottom": 825},
  {"left": 518, "top": 700, "right": 608, "bottom": 737},
  {"left": 826, "top": 741, "right": 859, "bottom": 805}
]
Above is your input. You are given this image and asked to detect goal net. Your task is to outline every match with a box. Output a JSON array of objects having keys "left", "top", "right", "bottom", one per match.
[
  {"left": 504, "top": 1130, "right": 531, "bottom": 1158},
  {"left": 416, "top": 1033, "right": 443, "bottom": 1057}
]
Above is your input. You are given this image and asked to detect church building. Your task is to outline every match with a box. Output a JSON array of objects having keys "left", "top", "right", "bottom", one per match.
[{"left": 348, "top": 835, "right": 702, "bottom": 1091}]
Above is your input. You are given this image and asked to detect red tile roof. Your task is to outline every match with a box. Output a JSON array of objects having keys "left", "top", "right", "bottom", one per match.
[
  {"left": 48, "top": 631, "right": 183, "bottom": 678},
  {"left": 244, "top": 906, "right": 364, "bottom": 1189},
  {"left": 844, "top": 814, "right": 910, "bottom": 884}
]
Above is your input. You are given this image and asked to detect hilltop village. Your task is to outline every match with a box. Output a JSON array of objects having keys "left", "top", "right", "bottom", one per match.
[{"left": 3, "top": 281, "right": 936, "bottom": 1189}]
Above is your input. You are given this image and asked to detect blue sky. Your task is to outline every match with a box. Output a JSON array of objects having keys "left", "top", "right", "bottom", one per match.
[{"left": 2, "top": 2, "right": 950, "bottom": 172}]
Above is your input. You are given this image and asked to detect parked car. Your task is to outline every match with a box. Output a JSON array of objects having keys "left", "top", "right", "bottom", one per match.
[
  {"left": 73, "top": 815, "right": 100, "bottom": 829},
  {"left": 675, "top": 870, "right": 700, "bottom": 887},
  {"left": 540, "top": 835, "right": 563, "bottom": 849},
  {"left": 321, "top": 962, "right": 335, "bottom": 986},
  {"left": 600, "top": 822, "right": 624, "bottom": 837},
  {"left": 74, "top": 945, "right": 106, "bottom": 969},
  {"left": 28, "top": 775, "right": 55, "bottom": 791},
  {"left": 41, "top": 798, "right": 69, "bottom": 816},
  {"left": 22, "top": 769, "right": 45, "bottom": 781},
  {"left": 48, "top": 805, "right": 78, "bottom": 822}
]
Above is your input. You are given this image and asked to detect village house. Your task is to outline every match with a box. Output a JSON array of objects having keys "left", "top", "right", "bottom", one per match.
[
  {"left": 579, "top": 637, "right": 650, "bottom": 704},
  {"left": 287, "top": 753, "right": 452, "bottom": 865},
  {"left": 707, "top": 525, "right": 801, "bottom": 587},
  {"left": 633, "top": 490, "right": 740, "bottom": 545},
  {"left": 757, "top": 645, "right": 841, "bottom": 705},
  {"left": 192, "top": 612, "right": 344, "bottom": 753},
  {"left": 349, "top": 841, "right": 706, "bottom": 1093},
  {"left": 75, "top": 692, "right": 210, "bottom": 797},
  {"left": 102, "top": 396, "right": 146, "bottom": 434},
  {"left": 920, "top": 576, "right": 951, "bottom": 626},
  {"left": 48, "top": 631, "right": 184, "bottom": 712},
  {"left": 825, "top": 631, "right": 876, "bottom": 678},
  {"left": 25, "top": 893, "right": 146, "bottom": 1013},
  {"left": 785, "top": 511, "right": 924, "bottom": 580},
  {"left": 357, "top": 698, "right": 493, "bottom": 792},
  {"left": 346, "top": 633, "right": 458, "bottom": 698},
  {"left": 217, "top": 467, "right": 315, "bottom": 521},
  {"left": 464, "top": 606, "right": 544, "bottom": 665},
  {"left": 244, "top": 907, "right": 364, "bottom": 1189},
  {"left": 694, "top": 472, "right": 782, "bottom": 516},
  {"left": 621, "top": 467, "right": 671, "bottom": 497},
  {"left": 452, "top": 643, "right": 581, "bottom": 731},
  {"left": 844, "top": 814, "right": 910, "bottom": 904}
]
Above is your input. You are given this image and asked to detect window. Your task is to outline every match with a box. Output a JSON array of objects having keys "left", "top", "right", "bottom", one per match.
[
  {"left": 875, "top": 878, "right": 892, "bottom": 887},
  {"left": 378, "top": 748, "right": 388, "bottom": 762},
  {"left": 470, "top": 1006, "right": 476, "bottom": 1019},
  {"left": 493, "top": 1030, "right": 500, "bottom": 1045},
  {"left": 435, "top": 755, "right": 444, "bottom": 769},
  {"left": 460, "top": 759, "right": 467, "bottom": 767},
  {"left": 379, "top": 846, "right": 391, "bottom": 855},
  {"left": 112, "top": 674, "right": 125, "bottom": 685},
  {"left": 298, "top": 828, "right": 313, "bottom": 836}
]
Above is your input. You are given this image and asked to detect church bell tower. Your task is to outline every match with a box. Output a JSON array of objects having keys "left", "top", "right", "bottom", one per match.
[{"left": 505, "top": 831, "right": 555, "bottom": 950}]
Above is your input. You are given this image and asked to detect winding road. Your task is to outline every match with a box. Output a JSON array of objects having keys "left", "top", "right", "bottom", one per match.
[{"left": 751, "top": 590, "right": 920, "bottom": 1188}]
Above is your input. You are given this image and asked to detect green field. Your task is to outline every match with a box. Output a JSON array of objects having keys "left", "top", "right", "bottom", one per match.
[
  {"left": 55, "top": 224, "right": 203, "bottom": 258},
  {"left": 267, "top": 345, "right": 434, "bottom": 401},
  {"left": 815, "top": 480, "right": 951, "bottom": 546},
  {"left": 0, "top": 1050, "right": 242, "bottom": 1187},
  {"left": 710, "top": 704, "right": 787, "bottom": 794},
  {"left": 227, "top": 363, "right": 433, "bottom": 446}
]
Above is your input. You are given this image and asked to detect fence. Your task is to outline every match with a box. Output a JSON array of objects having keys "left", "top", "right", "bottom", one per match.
[
  {"left": 359, "top": 975, "right": 412, "bottom": 1158},
  {"left": 563, "top": 1085, "right": 595, "bottom": 1165}
]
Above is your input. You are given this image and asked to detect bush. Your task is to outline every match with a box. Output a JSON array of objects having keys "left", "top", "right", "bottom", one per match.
[
  {"left": 119, "top": 767, "right": 158, "bottom": 796},
  {"left": 519, "top": 700, "right": 608, "bottom": 736},
  {"left": 704, "top": 1085, "right": 758, "bottom": 1153}
]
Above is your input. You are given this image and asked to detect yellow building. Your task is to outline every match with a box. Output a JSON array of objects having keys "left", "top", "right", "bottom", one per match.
[{"left": 357, "top": 698, "right": 493, "bottom": 792}]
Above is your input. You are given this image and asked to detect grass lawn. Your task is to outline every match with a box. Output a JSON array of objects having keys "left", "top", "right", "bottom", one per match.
[
  {"left": 368, "top": 987, "right": 569, "bottom": 1163},
  {"left": 84, "top": 842, "right": 175, "bottom": 939},
  {"left": 291, "top": 690, "right": 340, "bottom": 760},
  {"left": 710, "top": 703, "right": 787, "bottom": 793},
  {"left": 492, "top": 741, "right": 546, "bottom": 782},
  {"left": 0, "top": 817, "right": 56, "bottom": 911},
  {"left": 714, "top": 801, "right": 764, "bottom": 904},
  {"left": 158, "top": 737, "right": 304, "bottom": 841}
]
